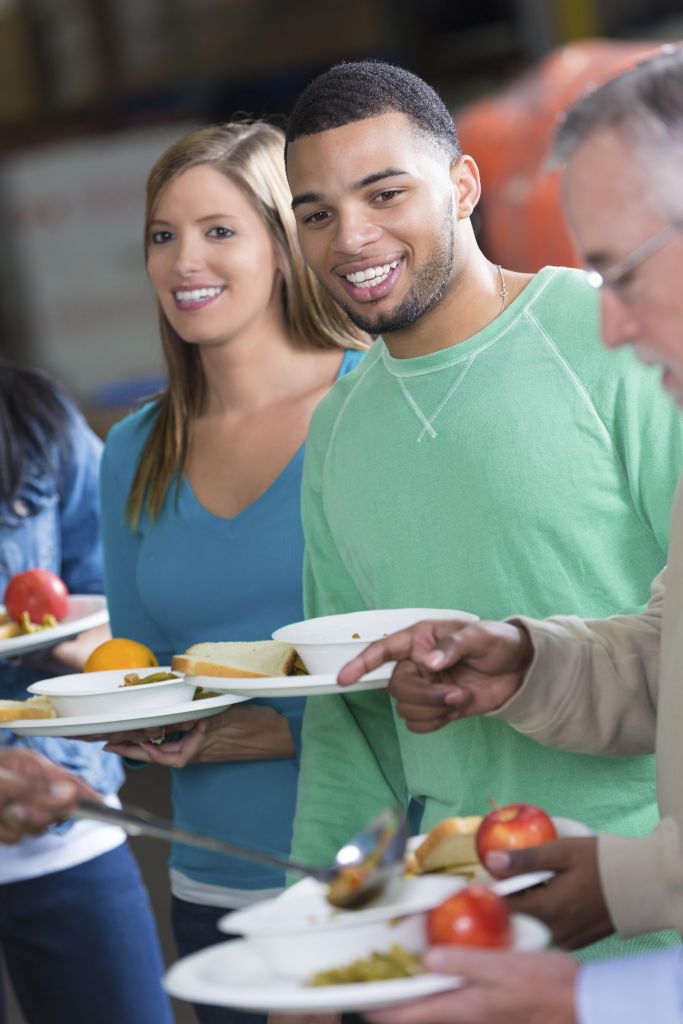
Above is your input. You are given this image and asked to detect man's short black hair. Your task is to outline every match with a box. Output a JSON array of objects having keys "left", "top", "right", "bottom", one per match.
[{"left": 285, "top": 60, "right": 461, "bottom": 161}]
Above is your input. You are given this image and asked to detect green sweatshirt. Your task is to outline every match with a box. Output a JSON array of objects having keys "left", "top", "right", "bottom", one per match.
[{"left": 294, "top": 266, "right": 683, "bottom": 960}]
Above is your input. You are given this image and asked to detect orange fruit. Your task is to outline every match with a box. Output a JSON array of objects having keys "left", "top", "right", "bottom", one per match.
[{"left": 84, "top": 638, "right": 158, "bottom": 672}]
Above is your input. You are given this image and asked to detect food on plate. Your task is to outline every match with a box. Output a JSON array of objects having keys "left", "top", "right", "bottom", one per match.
[
  {"left": 192, "top": 686, "right": 222, "bottom": 700},
  {"left": 0, "top": 695, "right": 56, "bottom": 721},
  {"left": 0, "top": 612, "right": 20, "bottom": 640},
  {"left": 172, "top": 640, "right": 298, "bottom": 679},
  {"left": 122, "top": 671, "right": 179, "bottom": 687},
  {"left": 409, "top": 816, "right": 483, "bottom": 875},
  {"left": 84, "top": 638, "right": 158, "bottom": 672},
  {"left": 326, "top": 864, "right": 371, "bottom": 909},
  {"left": 475, "top": 802, "right": 557, "bottom": 866},
  {"left": 327, "top": 817, "right": 399, "bottom": 908},
  {"left": 309, "top": 944, "right": 423, "bottom": 986},
  {"left": 0, "top": 610, "right": 59, "bottom": 640},
  {"left": 4, "top": 568, "right": 69, "bottom": 625},
  {"left": 426, "top": 884, "right": 512, "bottom": 949}
]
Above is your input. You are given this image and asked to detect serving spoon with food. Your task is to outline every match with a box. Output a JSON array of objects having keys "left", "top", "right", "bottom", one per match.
[{"left": 71, "top": 800, "right": 406, "bottom": 909}]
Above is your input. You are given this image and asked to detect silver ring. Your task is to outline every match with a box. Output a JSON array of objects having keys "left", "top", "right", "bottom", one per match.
[{"left": 149, "top": 727, "right": 166, "bottom": 746}]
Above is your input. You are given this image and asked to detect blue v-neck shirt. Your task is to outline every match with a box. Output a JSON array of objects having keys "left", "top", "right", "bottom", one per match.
[{"left": 100, "top": 348, "right": 365, "bottom": 894}]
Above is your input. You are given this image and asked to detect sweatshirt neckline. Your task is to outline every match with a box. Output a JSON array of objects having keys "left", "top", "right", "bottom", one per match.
[{"left": 380, "top": 266, "right": 558, "bottom": 377}]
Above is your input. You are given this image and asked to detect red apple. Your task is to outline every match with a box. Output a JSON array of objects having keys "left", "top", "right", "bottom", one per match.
[
  {"left": 476, "top": 802, "right": 557, "bottom": 866},
  {"left": 4, "top": 568, "right": 69, "bottom": 624},
  {"left": 427, "top": 884, "right": 512, "bottom": 949}
]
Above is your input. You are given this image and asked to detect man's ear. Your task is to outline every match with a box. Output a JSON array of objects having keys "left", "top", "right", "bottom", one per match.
[{"left": 450, "top": 155, "right": 481, "bottom": 219}]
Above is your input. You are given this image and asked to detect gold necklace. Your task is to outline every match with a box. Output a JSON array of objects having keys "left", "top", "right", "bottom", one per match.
[{"left": 496, "top": 264, "right": 508, "bottom": 316}]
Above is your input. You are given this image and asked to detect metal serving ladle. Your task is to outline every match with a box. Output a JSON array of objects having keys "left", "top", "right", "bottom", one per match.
[{"left": 72, "top": 800, "right": 407, "bottom": 909}]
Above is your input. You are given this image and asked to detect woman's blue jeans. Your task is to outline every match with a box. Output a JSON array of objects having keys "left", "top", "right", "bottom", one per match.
[{"left": 0, "top": 842, "right": 173, "bottom": 1024}]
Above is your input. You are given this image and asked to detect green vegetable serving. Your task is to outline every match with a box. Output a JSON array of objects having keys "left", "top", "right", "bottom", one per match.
[
  {"left": 309, "top": 945, "right": 423, "bottom": 985},
  {"left": 122, "top": 671, "right": 179, "bottom": 687}
]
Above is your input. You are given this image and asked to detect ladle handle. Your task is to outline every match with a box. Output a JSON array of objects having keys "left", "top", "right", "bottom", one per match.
[{"left": 72, "top": 798, "right": 329, "bottom": 880}]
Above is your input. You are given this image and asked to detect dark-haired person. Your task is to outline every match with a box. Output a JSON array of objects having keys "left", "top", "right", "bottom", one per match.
[
  {"left": 343, "top": 46, "right": 683, "bottom": 1024},
  {"left": 282, "top": 59, "right": 683, "bottom": 968},
  {"left": 0, "top": 359, "right": 172, "bottom": 1024}
]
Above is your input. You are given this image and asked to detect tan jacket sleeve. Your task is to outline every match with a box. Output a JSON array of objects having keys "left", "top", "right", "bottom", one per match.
[
  {"left": 598, "top": 818, "right": 683, "bottom": 936},
  {"left": 488, "top": 569, "right": 683, "bottom": 937},
  {"left": 488, "top": 568, "right": 664, "bottom": 756}
]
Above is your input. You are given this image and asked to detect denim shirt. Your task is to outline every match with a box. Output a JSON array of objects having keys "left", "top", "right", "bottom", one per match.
[{"left": 0, "top": 400, "right": 122, "bottom": 797}]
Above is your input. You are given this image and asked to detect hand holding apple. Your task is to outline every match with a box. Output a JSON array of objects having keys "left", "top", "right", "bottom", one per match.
[
  {"left": 476, "top": 802, "right": 557, "bottom": 865},
  {"left": 490, "top": 836, "right": 614, "bottom": 950},
  {"left": 427, "top": 884, "right": 512, "bottom": 949}
]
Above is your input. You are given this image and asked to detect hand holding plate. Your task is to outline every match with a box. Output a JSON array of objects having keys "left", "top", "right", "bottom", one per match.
[{"left": 487, "top": 836, "right": 613, "bottom": 949}]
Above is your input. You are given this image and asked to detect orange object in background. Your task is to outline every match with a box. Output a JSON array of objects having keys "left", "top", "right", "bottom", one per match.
[{"left": 457, "top": 39, "right": 664, "bottom": 272}]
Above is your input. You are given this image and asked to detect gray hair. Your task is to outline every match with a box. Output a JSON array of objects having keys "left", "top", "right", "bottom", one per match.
[{"left": 550, "top": 45, "right": 683, "bottom": 216}]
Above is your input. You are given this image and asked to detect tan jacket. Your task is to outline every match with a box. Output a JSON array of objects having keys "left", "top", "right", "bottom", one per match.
[{"left": 492, "top": 479, "right": 683, "bottom": 938}]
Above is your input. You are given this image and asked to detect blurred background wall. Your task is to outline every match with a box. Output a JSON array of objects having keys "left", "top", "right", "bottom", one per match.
[
  {"left": 1, "top": 1, "right": 682, "bottom": 1021},
  {"left": 1, "top": 0, "right": 682, "bottom": 428}
]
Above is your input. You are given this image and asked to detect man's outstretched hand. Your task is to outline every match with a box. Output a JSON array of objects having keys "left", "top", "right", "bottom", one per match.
[
  {"left": 0, "top": 747, "right": 97, "bottom": 843},
  {"left": 338, "top": 619, "right": 534, "bottom": 733}
]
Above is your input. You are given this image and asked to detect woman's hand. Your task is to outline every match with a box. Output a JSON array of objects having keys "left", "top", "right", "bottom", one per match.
[
  {"left": 73, "top": 721, "right": 200, "bottom": 747},
  {"left": 104, "top": 704, "right": 296, "bottom": 767}
]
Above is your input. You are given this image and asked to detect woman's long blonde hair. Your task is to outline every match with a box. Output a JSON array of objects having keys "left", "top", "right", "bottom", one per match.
[{"left": 127, "top": 120, "right": 367, "bottom": 526}]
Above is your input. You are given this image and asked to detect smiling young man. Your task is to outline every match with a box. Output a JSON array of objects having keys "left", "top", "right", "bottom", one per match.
[
  {"left": 283, "top": 60, "right": 683, "bottom": 969},
  {"left": 337, "top": 47, "right": 683, "bottom": 1024}
]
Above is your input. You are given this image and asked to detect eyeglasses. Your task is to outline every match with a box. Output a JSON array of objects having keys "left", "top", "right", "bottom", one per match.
[{"left": 585, "top": 220, "right": 683, "bottom": 294}]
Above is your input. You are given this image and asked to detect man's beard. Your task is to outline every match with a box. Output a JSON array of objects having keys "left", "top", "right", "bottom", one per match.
[{"left": 338, "top": 217, "right": 455, "bottom": 336}]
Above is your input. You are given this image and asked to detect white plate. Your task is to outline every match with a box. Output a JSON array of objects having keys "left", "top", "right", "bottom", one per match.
[
  {"left": 3, "top": 692, "right": 247, "bottom": 737},
  {"left": 187, "top": 664, "right": 392, "bottom": 698},
  {"left": 220, "top": 874, "right": 468, "bottom": 982},
  {"left": 165, "top": 915, "right": 549, "bottom": 1014},
  {"left": 273, "top": 608, "right": 479, "bottom": 675},
  {"left": 221, "top": 874, "right": 466, "bottom": 936},
  {"left": 0, "top": 595, "right": 109, "bottom": 658},
  {"left": 28, "top": 667, "right": 196, "bottom": 716}
]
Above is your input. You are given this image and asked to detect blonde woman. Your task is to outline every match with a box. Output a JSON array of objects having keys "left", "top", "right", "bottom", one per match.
[{"left": 98, "top": 122, "right": 367, "bottom": 1024}]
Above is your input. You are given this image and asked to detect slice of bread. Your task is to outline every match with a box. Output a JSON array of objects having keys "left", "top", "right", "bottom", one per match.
[
  {"left": 413, "top": 816, "right": 483, "bottom": 873},
  {"left": 172, "top": 640, "right": 298, "bottom": 679},
  {"left": 0, "top": 695, "right": 56, "bottom": 722}
]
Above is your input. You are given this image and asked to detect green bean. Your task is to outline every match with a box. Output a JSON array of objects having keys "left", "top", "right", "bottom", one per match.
[{"left": 309, "top": 945, "right": 423, "bottom": 986}]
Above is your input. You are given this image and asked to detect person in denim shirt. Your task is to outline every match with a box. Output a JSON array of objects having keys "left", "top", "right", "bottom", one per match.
[{"left": 0, "top": 358, "right": 173, "bottom": 1024}]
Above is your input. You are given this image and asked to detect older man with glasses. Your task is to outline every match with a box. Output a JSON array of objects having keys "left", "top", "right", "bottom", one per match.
[{"left": 339, "top": 45, "right": 683, "bottom": 1024}]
